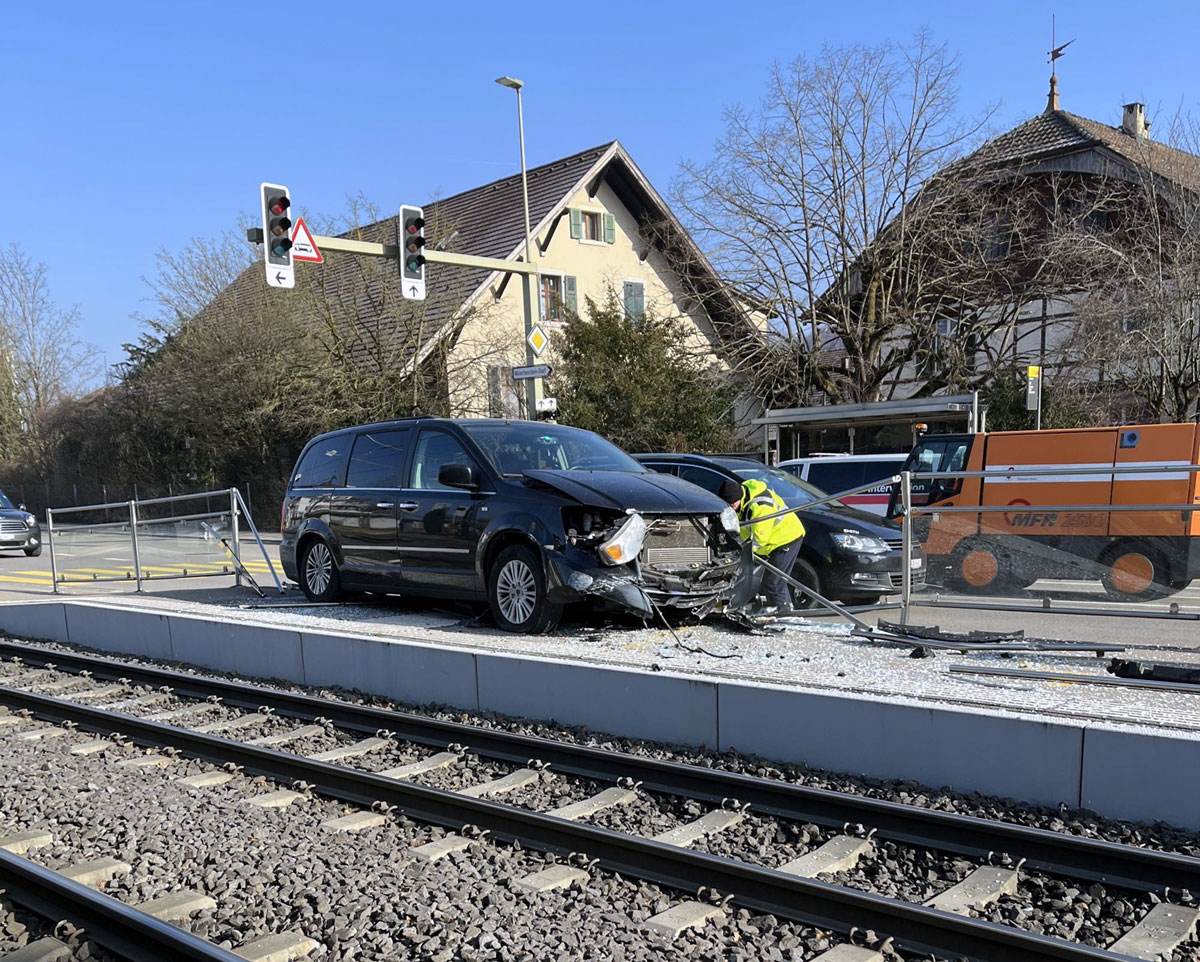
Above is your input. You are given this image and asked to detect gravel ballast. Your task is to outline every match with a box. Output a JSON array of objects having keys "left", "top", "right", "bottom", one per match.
[{"left": 2, "top": 637, "right": 1199, "bottom": 960}]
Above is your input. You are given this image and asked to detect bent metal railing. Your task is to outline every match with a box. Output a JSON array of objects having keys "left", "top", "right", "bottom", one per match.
[
  {"left": 896, "top": 462, "right": 1200, "bottom": 622},
  {"left": 46, "top": 487, "right": 282, "bottom": 594},
  {"left": 738, "top": 474, "right": 907, "bottom": 626}
]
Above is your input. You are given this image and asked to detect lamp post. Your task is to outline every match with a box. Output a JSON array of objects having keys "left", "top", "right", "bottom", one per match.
[{"left": 495, "top": 75, "right": 542, "bottom": 419}]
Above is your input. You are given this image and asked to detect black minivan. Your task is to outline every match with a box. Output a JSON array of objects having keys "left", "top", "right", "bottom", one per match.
[{"left": 280, "top": 419, "right": 746, "bottom": 632}]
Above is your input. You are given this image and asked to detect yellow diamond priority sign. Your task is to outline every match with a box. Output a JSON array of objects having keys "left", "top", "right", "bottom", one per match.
[{"left": 527, "top": 324, "right": 548, "bottom": 357}]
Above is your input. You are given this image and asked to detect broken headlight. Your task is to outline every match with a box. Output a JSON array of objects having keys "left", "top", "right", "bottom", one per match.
[
  {"left": 719, "top": 506, "right": 739, "bottom": 534},
  {"left": 597, "top": 513, "right": 647, "bottom": 566}
]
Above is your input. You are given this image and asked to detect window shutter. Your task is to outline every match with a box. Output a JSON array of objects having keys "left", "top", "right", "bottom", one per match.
[
  {"left": 564, "top": 276, "right": 578, "bottom": 313},
  {"left": 569, "top": 209, "right": 582, "bottom": 239},
  {"left": 623, "top": 281, "right": 644, "bottom": 319},
  {"left": 603, "top": 213, "right": 615, "bottom": 244}
]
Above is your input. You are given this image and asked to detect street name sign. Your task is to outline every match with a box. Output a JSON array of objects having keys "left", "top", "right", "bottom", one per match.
[{"left": 512, "top": 364, "right": 551, "bottom": 381}]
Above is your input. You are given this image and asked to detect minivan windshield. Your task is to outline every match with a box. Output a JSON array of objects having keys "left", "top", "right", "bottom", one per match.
[
  {"left": 462, "top": 422, "right": 646, "bottom": 476},
  {"left": 728, "top": 466, "right": 844, "bottom": 508}
]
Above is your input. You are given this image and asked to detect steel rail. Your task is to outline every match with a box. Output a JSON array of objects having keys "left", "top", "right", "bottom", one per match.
[
  {"left": 0, "top": 683, "right": 1145, "bottom": 962},
  {"left": 0, "top": 849, "right": 244, "bottom": 962},
  {"left": 48, "top": 489, "right": 235, "bottom": 515},
  {"left": 1, "top": 640, "right": 1195, "bottom": 895}
]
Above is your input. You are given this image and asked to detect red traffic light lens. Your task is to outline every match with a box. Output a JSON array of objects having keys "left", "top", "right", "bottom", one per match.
[
  {"left": 269, "top": 196, "right": 290, "bottom": 216},
  {"left": 405, "top": 217, "right": 425, "bottom": 234}
]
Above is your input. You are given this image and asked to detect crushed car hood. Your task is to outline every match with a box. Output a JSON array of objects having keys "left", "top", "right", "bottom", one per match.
[{"left": 523, "top": 469, "right": 726, "bottom": 515}]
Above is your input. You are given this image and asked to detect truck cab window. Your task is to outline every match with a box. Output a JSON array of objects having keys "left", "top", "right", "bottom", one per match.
[{"left": 905, "top": 437, "right": 972, "bottom": 503}]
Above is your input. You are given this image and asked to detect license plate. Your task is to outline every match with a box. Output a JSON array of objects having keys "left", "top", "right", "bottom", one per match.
[{"left": 910, "top": 558, "right": 923, "bottom": 569}]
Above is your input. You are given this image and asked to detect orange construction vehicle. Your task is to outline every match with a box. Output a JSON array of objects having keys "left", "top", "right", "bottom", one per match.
[{"left": 888, "top": 422, "right": 1200, "bottom": 599}]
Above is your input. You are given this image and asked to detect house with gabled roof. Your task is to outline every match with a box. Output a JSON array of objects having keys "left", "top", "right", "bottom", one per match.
[
  {"left": 758, "top": 83, "right": 1200, "bottom": 457},
  {"left": 241, "top": 140, "right": 763, "bottom": 429}
]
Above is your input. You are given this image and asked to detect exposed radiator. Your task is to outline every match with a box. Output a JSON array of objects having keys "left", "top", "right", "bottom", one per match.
[{"left": 641, "top": 517, "right": 712, "bottom": 567}]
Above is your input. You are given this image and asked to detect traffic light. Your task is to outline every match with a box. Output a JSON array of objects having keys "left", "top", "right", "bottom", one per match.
[
  {"left": 399, "top": 204, "right": 426, "bottom": 300},
  {"left": 261, "top": 182, "right": 295, "bottom": 289}
]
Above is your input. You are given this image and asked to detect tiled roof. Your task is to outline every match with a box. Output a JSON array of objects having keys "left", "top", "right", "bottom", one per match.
[
  {"left": 968, "top": 109, "right": 1200, "bottom": 192},
  {"left": 328, "top": 141, "right": 619, "bottom": 361}
]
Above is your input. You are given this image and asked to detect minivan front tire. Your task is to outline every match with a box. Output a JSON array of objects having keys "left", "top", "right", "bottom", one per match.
[
  {"left": 300, "top": 538, "right": 343, "bottom": 603},
  {"left": 488, "top": 543, "right": 562, "bottom": 633}
]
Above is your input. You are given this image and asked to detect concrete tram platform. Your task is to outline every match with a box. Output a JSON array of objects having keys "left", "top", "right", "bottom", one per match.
[{"left": 0, "top": 595, "right": 1198, "bottom": 832}]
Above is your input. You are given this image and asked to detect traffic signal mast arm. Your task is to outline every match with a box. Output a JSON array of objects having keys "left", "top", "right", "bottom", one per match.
[{"left": 245, "top": 230, "right": 539, "bottom": 275}]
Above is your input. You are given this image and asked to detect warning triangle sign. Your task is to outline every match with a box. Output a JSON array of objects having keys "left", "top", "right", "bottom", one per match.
[{"left": 290, "top": 217, "right": 323, "bottom": 263}]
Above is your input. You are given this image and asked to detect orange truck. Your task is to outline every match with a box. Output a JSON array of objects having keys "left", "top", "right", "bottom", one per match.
[{"left": 889, "top": 422, "right": 1200, "bottom": 599}]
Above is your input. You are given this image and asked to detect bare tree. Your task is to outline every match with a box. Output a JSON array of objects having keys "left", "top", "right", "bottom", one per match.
[
  {"left": 0, "top": 243, "right": 101, "bottom": 461},
  {"left": 1054, "top": 114, "right": 1200, "bottom": 422},
  {"left": 674, "top": 33, "right": 1003, "bottom": 407}
]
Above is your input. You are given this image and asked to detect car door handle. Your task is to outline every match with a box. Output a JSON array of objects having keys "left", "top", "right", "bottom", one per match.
[
  {"left": 398, "top": 502, "right": 419, "bottom": 511},
  {"left": 376, "top": 501, "right": 395, "bottom": 509}
]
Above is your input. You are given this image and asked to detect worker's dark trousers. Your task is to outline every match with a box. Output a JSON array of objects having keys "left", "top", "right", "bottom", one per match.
[{"left": 761, "top": 539, "right": 803, "bottom": 608}]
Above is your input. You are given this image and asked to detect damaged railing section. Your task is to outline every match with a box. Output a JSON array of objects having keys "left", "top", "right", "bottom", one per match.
[
  {"left": 734, "top": 474, "right": 908, "bottom": 627},
  {"left": 46, "top": 488, "right": 282, "bottom": 595},
  {"left": 894, "top": 461, "right": 1200, "bottom": 621}
]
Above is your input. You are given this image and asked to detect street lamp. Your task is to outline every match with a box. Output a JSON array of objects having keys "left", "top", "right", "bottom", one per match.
[{"left": 495, "top": 75, "right": 542, "bottom": 419}]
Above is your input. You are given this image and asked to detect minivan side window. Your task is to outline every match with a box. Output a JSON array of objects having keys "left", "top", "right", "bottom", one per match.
[
  {"left": 292, "top": 435, "right": 351, "bottom": 488},
  {"left": 409, "top": 431, "right": 477, "bottom": 490},
  {"left": 346, "top": 429, "right": 412, "bottom": 488}
]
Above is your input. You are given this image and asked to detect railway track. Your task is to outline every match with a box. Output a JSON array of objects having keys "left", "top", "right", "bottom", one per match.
[{"left": 0, "top": 639, "right": 1196, "bottom": 962}]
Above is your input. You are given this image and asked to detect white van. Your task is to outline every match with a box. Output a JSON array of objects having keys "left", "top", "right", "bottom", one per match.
[{"left": 777, "top": 453, "right": 906, "bottom": 516}]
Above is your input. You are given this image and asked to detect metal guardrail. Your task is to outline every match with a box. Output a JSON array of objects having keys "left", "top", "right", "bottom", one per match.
[
  {"left": 896, "top": 462, "right": 1200, "bottom": 622},
  {"left": 46, "top": 487, "right": 281, "bottom": 594}
]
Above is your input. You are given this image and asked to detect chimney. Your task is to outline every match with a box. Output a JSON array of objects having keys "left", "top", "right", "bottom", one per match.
[{"left": 1122, "top": 102, "right": 1148, "bottom": 139}]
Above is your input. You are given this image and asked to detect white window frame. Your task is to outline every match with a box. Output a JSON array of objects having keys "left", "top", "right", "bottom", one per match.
[
  {"left": 538, "top": 269, "right": 566, "bottom": 323},
  {"left": 576, "top": 207, "right": 607, "bottom": 247}
]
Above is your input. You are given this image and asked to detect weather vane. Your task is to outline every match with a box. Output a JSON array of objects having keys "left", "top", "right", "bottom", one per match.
[
  {"left": 1045, "top": 14, "right": 1074, "bottom": 111},
  {"left": 1048, "top": 14, "right": 1074, "bottom": 78}
]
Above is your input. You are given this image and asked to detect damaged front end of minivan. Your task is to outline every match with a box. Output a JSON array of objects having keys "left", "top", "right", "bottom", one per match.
[{"left": 544, "top": 504, "right": 749, "bottom": 620}]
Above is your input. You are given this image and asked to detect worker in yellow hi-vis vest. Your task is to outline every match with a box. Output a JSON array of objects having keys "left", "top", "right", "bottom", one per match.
[{"left": 720, "top": 478, "right": 806, "bottom": 614}]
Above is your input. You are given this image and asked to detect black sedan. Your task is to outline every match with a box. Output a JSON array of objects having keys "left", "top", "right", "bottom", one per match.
[
  {"left": 0, "top": 490, "right": 42, "bottom": 557},
  {"left": 634, "top": 454, "right": 925, "bottom": 608},
  {"left": 280, "top": 419, "right": 748, "bottom": 632}
]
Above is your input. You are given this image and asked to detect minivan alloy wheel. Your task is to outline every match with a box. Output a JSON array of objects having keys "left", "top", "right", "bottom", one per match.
[
  {"left": 496, "top": 558, "right": 537, "bottom": 624},
  {"left": 305, "top": 542, "right": 333, "bottom": 595}
]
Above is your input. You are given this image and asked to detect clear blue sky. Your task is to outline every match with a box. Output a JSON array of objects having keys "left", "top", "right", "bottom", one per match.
[{"left": 3, "top": 0, "right": 1197, "bottom": 376}]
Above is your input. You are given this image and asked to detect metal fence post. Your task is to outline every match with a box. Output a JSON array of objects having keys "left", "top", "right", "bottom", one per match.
[
  {"left": 230, "top": 488, "right": 242, "bottom": 588},
  {"left": 47, "top": 508, "right": 59, "bottom": 595},
  {"left": 129, "top": 500, "right": 143, "bottom": 593},
  {"left": 900, "top": 470, "right": 913, "bottom": 626}
]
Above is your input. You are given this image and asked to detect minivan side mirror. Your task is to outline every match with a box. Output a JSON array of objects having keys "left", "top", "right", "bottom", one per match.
[
  {"left": 438, "top": 463, "right": 479, "bottom": 489},
  {"left": 17, "top": 504, "right": 27, "bottom": 512}
]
